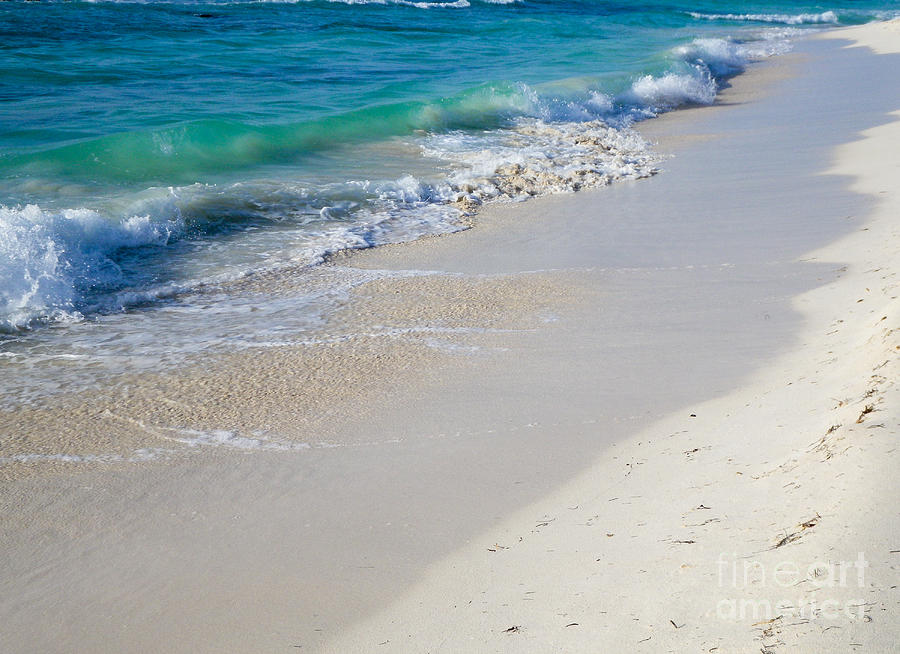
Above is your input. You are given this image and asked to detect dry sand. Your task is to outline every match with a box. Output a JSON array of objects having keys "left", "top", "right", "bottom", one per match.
[{"left": 1, "top": 20, "right": 899, "bottom": 654}]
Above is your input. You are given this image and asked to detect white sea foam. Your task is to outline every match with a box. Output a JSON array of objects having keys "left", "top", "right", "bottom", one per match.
[
  {"left": 0, "top": 178, "right": 465, "bottom": 331},
  {"left": 601, "top": 32, "right": 795, "bottom": 121},
  {"left": 158, "top": 428, "right": 409, "bottom": 453},
  {"left": 398, "top": 0, "right": 470, "bottom": 7},
  {"left": 674, "top": 35, "right": 793, "bottom": 78},
  {"left": 688, "top": 10, "right": 840, "bottom": 25},
  {"left": 627, "top": 70, "right": 717, "bottom": 109},
  {"left": 422, "top": 118, "right": 659, "bottom": 208},
  {"left": 166, "top": 428, "right": 311, "bottom": 451},
  {"left": 0, "top": 203, "right": 183, "bottom": 331},
  {"left": 0, "top": 446, "right": 175, "bottom": 466},
  {"left": 0, "top": 429, "right": 405, "bottom": 466},
  {"left": 0, "top": 19, "right": 804, "bottom": 334}
]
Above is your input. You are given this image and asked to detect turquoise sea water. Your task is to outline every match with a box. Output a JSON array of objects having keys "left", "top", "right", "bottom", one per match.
[{"left": 0, "top": 1, "right": 898, "bottom": 402}]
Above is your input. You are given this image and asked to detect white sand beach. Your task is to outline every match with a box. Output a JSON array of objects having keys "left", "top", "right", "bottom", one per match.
[{"left": 1, "top": 20, "right": 898, "bottom": 654}]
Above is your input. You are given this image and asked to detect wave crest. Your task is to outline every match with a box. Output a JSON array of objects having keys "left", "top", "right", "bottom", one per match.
[
  {"left": 688, "top": 10, "right": 839, "bottom": 25},
  {"left": 0, "top": 203, "right": 183, "bottom": 331},
  {"left": 0, "top": 25, "right": 803, "bottom": 332}
]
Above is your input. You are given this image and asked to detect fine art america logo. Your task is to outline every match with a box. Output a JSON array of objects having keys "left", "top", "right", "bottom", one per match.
[{"left": 716, "top": 552, "right": 870, "bottom": 621}]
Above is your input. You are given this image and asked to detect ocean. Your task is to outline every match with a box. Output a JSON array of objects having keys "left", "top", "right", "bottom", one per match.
[{"left": 1, "top": 0, "right": 897, "bottom": 405}]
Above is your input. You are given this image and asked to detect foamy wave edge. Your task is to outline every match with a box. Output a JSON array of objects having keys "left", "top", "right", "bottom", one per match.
[
  {"left": 688, "top": 10, "right": 840, "bottom": 25},
  {"left": 0, "top": 30, "right": 796, "bottom": 332}
]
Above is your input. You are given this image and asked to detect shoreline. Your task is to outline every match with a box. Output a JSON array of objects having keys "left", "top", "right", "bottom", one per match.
[
  {"left": 325, "top": 23, "right": 900, "bottom": 652},
  {"left": 0, "top": 23, "right": 817, "bottom": 413},
  {"left": 0, "top": 44, "right": 808, "bottom": 475},
  {"left": 2, "top": 21, "right": 899, "bottom": 653}
]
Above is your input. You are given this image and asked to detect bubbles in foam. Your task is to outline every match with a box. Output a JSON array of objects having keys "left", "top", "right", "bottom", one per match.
[
  {"left": 626, "top": 70, "right": 717, "bottom": 111},
  {"left": 422, "top": 118, "right": 659, "bottom": 208},
  {"left": 629, "top": 30, "right": 796, "bottom": 115},
  {"left": 0, "top": 11, "right": 813, "bottom": 334},
  {"left": 0, "top": 203, "right": 183, "bottom": 331},
  {"left": 671, "top": 35, "right": 791, "bottom": 82},
  {"left": 167, "top": 429, "right": 311, "bottom": 451},
  {"left": 688, "top": 10, "right": 840, "bottom": 25}
]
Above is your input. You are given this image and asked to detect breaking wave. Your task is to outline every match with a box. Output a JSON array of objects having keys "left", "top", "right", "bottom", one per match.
[
  {"left": 688, "top": 10, "right": 840, "bottom": 25},
  {"left": 0, "top": 28, "right": 798, "bottom": 332}
]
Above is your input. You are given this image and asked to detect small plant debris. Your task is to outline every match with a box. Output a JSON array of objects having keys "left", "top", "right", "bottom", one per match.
[{"left": 856, "top": 404, "right": 875, "bottom": 423}]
